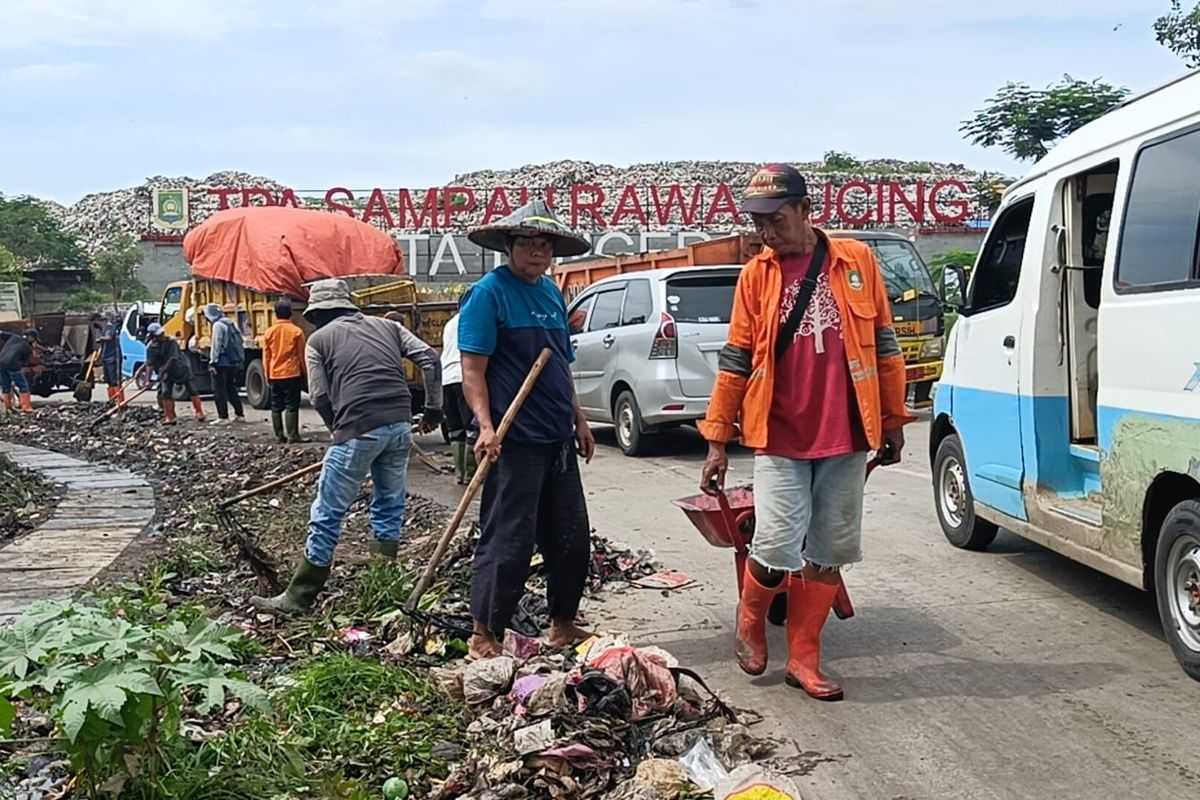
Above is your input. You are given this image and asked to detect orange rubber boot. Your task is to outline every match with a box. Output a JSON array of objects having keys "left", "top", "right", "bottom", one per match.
[
  {"left": 784, "top": 575, "right": 844, "bottom": 701},
  {"left": 19, "top": 393, "right": 33, "bottom": 413},
  {"left": 3, "top": 394, "right": 12, "bottom": 414},
  {"left": 735, "top": 567, "right": 779, "bottom": 676},
  {"left": 115, "top": 386, "right": 127, "bottom": 406},
  {"left": 191, "top": 396, "right": 207, "bottom": 422},
  {"left": 162, "top": 398, "right": 177, "bottom": 425}
]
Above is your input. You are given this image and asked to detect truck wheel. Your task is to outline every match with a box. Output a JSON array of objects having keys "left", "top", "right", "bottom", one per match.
[
  {"left": 172, "top": 383, "right": 190, "bottom": 401},
  {"left": 614, "top": 390, "right": 651, "bottom": 457},
  {"left": 245, "top": 359, "right": 271, "bottom": 410},
  {"left": 933, "top": 434, "right": 998, "bottom": 550},
  {"left": 1155, "top": 500, "right": 1200, "bottom": 681}
]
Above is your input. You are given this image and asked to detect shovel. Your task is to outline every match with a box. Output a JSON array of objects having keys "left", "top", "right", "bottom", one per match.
[{"left": 73, "top": 351, "right": 100, "bottom": 402}]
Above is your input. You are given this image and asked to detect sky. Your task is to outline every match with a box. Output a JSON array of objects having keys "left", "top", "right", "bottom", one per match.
[{"left": 0, "top": 0, "right": 1188, "bottom": 205}]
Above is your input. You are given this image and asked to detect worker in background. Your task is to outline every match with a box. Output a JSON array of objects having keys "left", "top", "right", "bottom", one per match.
[
  {"left": 0, "top": 330, "right": 38, "bottom": 413},
  {"left": 142, "top": 323, "right": 208, "bottom": 425},
  {"left": 699, "top": 164, "right": 915, "bottom": 701},
  {"left": 204, "top": 303, "right": 246, "bottom": 425},
  {"left": 251, "top": 279, "right": 443, "bottom": 616},
  {"left": 440, "top": 294, "right": 478, "bottom": 485},
  {"left": 459, "top": 200, "right": 596, "bottom": 660},
  {"left": 95, "top": 312, "right": 125, "bottom": 405},
  {"left": 262, "top": 300, "right": 307, "bottom": 444}
]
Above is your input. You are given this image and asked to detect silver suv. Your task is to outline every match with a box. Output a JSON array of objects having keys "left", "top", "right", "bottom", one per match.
[{"left": 566, "top": 265, "right": 741, "bottom": 456}]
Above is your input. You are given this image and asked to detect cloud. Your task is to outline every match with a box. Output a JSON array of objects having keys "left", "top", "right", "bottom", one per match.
[
  {"left": 6, "top": 61, "right": 94, "bottom": 82},
  {"left": 303, "top": 0, "right": 450, "bottom": 36},
  {"left": 3, "top": 0, "right": 255, "bottom": 48}
]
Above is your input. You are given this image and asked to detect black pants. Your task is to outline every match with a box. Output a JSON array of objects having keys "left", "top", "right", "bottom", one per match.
[
  {"left": 270, "top": 376, "right": 303, "bottom": 413},
  {"left": 443, "top": 382, "right": 472, "bottom": 442},
  {"left": 102, "top": 360, "right": 120, "bottom": 385},
  {"left": 471, "top": 439, "right": 591, "bottom": 637},
  {"left": 212, "top": 365, "right": 244, "bottom": 419}
]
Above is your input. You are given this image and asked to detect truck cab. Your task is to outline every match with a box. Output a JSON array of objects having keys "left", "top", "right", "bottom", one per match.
[
  {"left": 827, "top": 230, "right": 945, "bottom": 404},
  {"left": 120, "top": 301, "right": 161, "bottom": 384}
]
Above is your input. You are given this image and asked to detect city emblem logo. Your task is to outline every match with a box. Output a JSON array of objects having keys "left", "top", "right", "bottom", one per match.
[
  {"left": 848, "top": 269, "right": 864, "bottom": 291},
  {"left": 152, "top": 188, "right": 189, "bottom": 230}
]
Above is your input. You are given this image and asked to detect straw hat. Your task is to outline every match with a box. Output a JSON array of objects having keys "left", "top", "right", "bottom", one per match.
[{"left": 467, "top": 200, "right": 590, "bottom": 258}]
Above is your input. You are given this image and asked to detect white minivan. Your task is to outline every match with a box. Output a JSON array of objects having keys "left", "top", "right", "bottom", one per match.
[{"left": 932, "top": 71, "right": 1200, "bottom": 680}]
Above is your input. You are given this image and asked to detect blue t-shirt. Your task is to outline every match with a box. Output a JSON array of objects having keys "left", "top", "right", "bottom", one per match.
[
  {"left": 99, "top": 323, "right": 120, "bottom": 363},
  {"left": 458, "top": 266, "right": 576, "bottom": 445}
]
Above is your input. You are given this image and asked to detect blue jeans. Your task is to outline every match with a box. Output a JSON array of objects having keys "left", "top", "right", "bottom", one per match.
[
  {"left": 305, "top": 422, "right": 413, "bottom": 567},
  {"left": 0, "top": 370, "right": 29, "bottom": 394}
]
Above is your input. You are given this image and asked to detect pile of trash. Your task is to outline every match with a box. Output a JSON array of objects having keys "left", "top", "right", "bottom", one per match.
[
  {"left": 414, "top": 631, "right": 803, "bottom": 800},
  {"left": 0, "top": 450, "right": 55, "bottom": 545}
]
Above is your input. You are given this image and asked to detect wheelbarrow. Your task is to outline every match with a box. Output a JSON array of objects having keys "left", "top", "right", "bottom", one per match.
[{"left": 673, "top": 457, "right": 883, "bottom": 625}]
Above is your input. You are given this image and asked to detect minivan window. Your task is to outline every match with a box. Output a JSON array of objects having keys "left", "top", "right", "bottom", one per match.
[
  {"left": 622, "top": 280, "right": 653, "bottom": 326},
  {"left": 967, "top": 197, "right": 1033, "bottom": 313},
  {"left": 588, "top": 289, "right": 625, "bottom": 332},
  {"left": 1116, "top": 128, "right": 1200, "bottom": 290},
  {"left": 568, "top": 295, "right": 595, "bottom": 334},
  {"left": 665, "top": 274, "right": 738, "bottom": 324}
]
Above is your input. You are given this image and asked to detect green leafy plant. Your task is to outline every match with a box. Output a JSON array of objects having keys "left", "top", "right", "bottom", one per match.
[
  {"left": 1155, "top": 1, "right": 1200, "bottom": 67},
  {"left": 0, "top": 600, "right": 267, "bottom": 799}
]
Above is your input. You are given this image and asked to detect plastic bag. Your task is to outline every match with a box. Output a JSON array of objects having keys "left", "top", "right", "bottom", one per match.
[{"left": 679, "top": 737, "right": 729, "bottom": 791}]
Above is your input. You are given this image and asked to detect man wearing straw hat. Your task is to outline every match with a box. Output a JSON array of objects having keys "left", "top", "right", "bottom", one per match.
[
  {"left": 460, "top": 200, "right": 596, "bottom": 660},
  {"left": 251, "top": 278, "right": 443, "bottom": 616}
]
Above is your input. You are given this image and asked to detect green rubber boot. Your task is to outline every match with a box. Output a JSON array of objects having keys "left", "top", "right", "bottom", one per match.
[
  {"left": 463, "top": 442, "right": 478, "bottom": 482},
  {"left": 284, "top": 410, "right": 308, "bottom": 443},
  {"left": 369, "top": 540, "right": 399, "bottom": 560},
  {"left": 453, "top": 441, "right": 466, "bottom": 483},
  {"left": 271, "top": 411, "right": 286, "bottom": 443},
  {"left": 250, "top": 558, "right": 330, "bottom": 616}
]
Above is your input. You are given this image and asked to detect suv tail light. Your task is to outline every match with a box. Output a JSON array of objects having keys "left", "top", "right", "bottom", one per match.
[{"left": 649, "top": 312, "right": 677, "bottom": 359}]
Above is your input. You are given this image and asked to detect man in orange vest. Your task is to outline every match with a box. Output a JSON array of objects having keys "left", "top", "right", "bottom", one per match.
[
  {"left": 699, "top": 164, "right": 915, "bottom": 701},
  {"left": 262, "top": 301, "right": 307, "bottom": 444}
]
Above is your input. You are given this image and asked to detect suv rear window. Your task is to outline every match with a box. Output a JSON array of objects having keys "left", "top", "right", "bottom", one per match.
[{"left": 665, "top": 274, "right": 738, "bottom": 324}]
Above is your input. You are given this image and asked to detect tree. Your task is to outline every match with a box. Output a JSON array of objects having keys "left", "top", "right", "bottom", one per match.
[
  {"left": 1155, "top": 1, "right": 1200, "bottom": 67},
  {"left": 0, "top": 244, "right": 24, "bottom": 287},
  {"left": 960, "top": 75, "right": 1130, "bottom": 161},
  {"left": 0, "top": 195, "right": 88, "bottom": 271},
  {"left": 91, "top": 235, "right": 147, "bottom": 314}
]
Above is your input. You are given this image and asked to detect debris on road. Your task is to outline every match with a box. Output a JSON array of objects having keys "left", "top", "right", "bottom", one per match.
[
  {"left": 0, "top": 450, "right": 54, "bottom": 545},
  {"left": 0, "top": 404, "right": 783, "bottom": 799}
]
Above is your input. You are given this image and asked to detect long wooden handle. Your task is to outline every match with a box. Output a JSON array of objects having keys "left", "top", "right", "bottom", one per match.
[
  {"left": 406, "top": 347, "right": 554, "bottom": 610},
  {"left": 218, "top": 461, "right": 324, "bottom": 509},
  {"left": 89, "top": 385, "right": 153, "bottom": 427},
  {"left": 82, "top": 351, "right": 99, "bottom": 382}
]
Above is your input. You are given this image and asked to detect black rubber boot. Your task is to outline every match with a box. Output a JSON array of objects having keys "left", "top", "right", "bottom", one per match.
[
  {"left": 250, "top": 558, "right": 331, "bottom": 616},
  {"left": 271, "top": 411, "right": 285, "bottom": 443},
  {"left": 284, "top": 411, "right": 307, "bottom": 444},
  {"left": 368, "top": 539, "right": 399, "bottom": 560}
]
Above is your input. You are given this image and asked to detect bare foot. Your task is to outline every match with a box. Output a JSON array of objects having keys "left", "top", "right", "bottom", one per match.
[
  {"left": 468, "top": 624, "right": 502, "bottom": 660},
  {"left": 547, "top": 619, "right": 592, "bottom": 648}
]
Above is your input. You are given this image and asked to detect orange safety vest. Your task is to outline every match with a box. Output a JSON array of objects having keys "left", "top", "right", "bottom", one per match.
[{"left": 698, "top": 233, "right": 915, "bottom": 450}]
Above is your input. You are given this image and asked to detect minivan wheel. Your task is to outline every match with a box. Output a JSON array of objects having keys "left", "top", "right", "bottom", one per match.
[
  {"left": 933, "top": 434, "right": 998, "bottom": 550},
  {"left": 1155, "top": 500, "right": 1200, "bottom": 681},
  {"left": 614, "top": 390, "right": 650, "bottom": 457}
]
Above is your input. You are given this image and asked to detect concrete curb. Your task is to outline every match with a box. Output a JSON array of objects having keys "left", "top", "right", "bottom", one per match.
[{"left": 0, "top": 441, "right": 154, "bottom": 620}]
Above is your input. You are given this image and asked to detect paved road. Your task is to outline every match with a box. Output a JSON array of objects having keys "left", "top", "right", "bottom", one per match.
[
  {"left": 571, "top": 418, "right": 1200, "bottom": 800},
  {"left": 64, "top": 389, "right": 1200, "bottom": 798}
]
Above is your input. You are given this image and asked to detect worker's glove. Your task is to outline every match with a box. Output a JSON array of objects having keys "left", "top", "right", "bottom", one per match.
[{"left": 417, "top": 407, "right": 443, "bottom": 434}]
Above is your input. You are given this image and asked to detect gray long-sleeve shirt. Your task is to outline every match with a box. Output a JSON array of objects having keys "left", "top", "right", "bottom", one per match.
[{"left": 305, "top": 312, "right": 442, "bottom": 444}]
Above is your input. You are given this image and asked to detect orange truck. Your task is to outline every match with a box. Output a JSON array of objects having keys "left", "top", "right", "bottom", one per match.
[{"left": 552, "top": 231, "right": 947, "bottom": 403}]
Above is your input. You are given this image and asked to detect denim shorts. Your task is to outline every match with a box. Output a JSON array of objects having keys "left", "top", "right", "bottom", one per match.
[{"left": 751, "top": 451, "right": 867, "bottom": 572}]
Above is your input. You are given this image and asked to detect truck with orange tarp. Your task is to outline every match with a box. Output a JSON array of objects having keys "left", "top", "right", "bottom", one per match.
[
  {"left": 553, "top": 231, "right": 947, "bottom": 403},
  {"left": 157, "top": 207, "right": 454, "bottom": 411}
]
